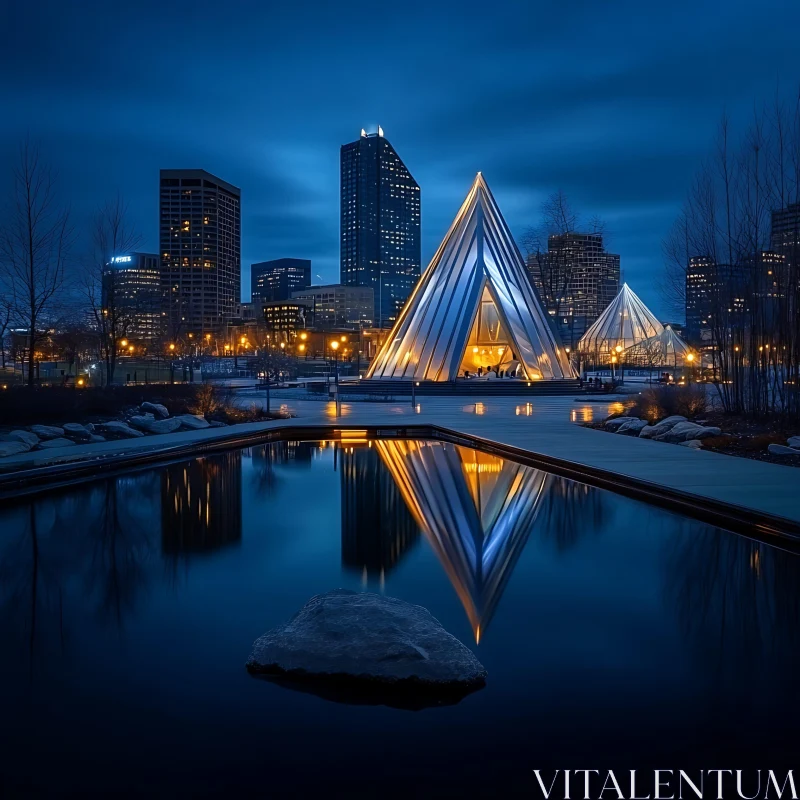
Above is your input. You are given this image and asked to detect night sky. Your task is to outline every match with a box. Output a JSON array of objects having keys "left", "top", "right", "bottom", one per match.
[{"left": 2, "top": 0, "right": 798, "bottom": 317}]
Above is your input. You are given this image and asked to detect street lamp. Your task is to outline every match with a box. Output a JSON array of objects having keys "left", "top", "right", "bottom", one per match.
[
  {"left": 330, "top": 340, "right": 340, "bottom": 414},
  {"left": 611, "top": 354, "right": 617, "bottom": 382},
  {"left": 614, "top": 343, "right": 624, "bottom": 384},
  {"left": 120, "top": 339, "right": 128, "bottom": 348},
  {"left": 687, "top": 352, "right": 695, "bottom": 382}
]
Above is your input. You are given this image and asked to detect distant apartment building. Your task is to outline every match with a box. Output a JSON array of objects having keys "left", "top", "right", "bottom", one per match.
[
  {"left": 772, "top": 201, "right": 800, "bottom": 254},
  {"left": 291, "top": 284, "right": 374, "bottom": 329},
  {"left": 262, "top": 299, "right": 313, "bottom": 340},
  {"left": 684, "top": 253, "right": 784, "bottom": 346},
  {"left": 160, "top": 169, "right": 241, "bottom": 337},
  {"left": 340, "top": 128, "right": 421, "bottom": 327},
  {"left": 526, "top": 232, "right": 620, "bottom": 348},
  {"left": 103, "top": 252, "right": 162, "bottom": 341},
  {"left": 251, "top": 258, "right": 311, "bottom": 304}
]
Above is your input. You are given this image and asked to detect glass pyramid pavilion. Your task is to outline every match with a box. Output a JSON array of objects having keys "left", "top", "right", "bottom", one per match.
[
  {"left": 366, "top": 173, "right": 572, "bottom": 381},
  {"left": 577, "top": 283, "right": 663, "bottom": 356}
]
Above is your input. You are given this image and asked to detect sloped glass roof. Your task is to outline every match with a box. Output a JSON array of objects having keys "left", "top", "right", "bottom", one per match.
[
  {"left": 367, "top": 173, "right": 572, "bottom": 381},
  {"left": 577, "top": 283, "right": 663, "bottom": 354}
]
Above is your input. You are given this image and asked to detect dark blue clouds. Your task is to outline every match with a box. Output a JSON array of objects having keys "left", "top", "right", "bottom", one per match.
[{"left": 1, "top": 0, "right": 798, "bottom": 315}]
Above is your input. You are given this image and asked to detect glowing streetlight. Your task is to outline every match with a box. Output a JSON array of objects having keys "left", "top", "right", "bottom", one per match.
[
  {"left": 120, "top": 339, "right": 128, "bottom": 348},
  {"left": 615, "top": 344, "right": 623, "bottom": 354},
  {"left": 169, "top": 343, "right": 176, "bottom": 351},
  {"left": 280, "top": 342, "right": 285, "bottom": 349},
  {"left": 128, "top": 345, "right": 134, "bottom": 353},
  {"left": 299, "top": 332, "right": 308, "bottom": 341},
  {"left": 686, "top": 353, "right": 694, "bottom": 363},
  {"left": 330, "top": 340, "right": 340, "bottom": 351},
  {"left": 298, "top": 343, "right": 306, "bottom": 352},
  {"left": 77, "top": 378, "right": 85, "bottom": 387},
  {"left": 240, "top": 336, "right": 246, "bottom": 345}
]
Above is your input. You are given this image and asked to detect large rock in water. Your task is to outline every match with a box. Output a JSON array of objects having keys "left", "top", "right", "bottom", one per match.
[{"left": 246, "top": 590, "right": 486, "bottom": 709}]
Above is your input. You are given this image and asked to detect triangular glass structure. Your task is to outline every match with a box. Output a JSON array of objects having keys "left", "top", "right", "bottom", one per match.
[
  {"left": 366, "top": 173, "right": 572, "bottom": 381},
  {"left": 624, "top": 324, "right": 694, "bottom": 367},
  {"left": 374, "top": 439, "right": 553, "bottom": 641},
  {"left": 577, "top": 282, "right": 663, "bottom": 356}
]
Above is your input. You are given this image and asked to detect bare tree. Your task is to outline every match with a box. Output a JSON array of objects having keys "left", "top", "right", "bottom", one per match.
[
  {"left": 521, "top": 190, "right": 581, "bottom": 318},
  {"left": 84, "top": 195, "right": 142, "bottom": 385},
  {"left": 0, "top": 141, "right": 71, "bottom": 386},
  {"left": 665, "top": 90, "right": 800, "bottom": 421},
  {"left": 0, "top": 297, "right": 14, "bottom": 369}
]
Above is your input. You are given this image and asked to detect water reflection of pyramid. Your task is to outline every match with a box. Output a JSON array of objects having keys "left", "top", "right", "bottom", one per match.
[{"left": 375, "top": 440, "right": 552, "bottom": 642}]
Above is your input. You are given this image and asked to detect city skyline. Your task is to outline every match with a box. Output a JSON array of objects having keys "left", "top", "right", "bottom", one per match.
[{"left": 2, "top": 1, "right": 799, "bottom": 319}]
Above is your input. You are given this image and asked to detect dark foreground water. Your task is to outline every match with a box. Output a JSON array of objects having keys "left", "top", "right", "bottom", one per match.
[{"left": 0, "top": 439, "right": 798, "bottom": 797}]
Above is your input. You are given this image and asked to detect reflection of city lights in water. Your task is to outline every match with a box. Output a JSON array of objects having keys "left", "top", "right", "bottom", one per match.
[
  {"left": 325, "top": 401, "right": 351, "bottom": 418},
  {"left": 463, "top": 403, "right": 485, "bottom": 415},
  {"left": 515, "top": 403, "right": 533, "bottom": 416},
  {"left": 475, "top": 403, "right": 485, "bottom": 415},
  {"left": 570, "top": 406, "right": 595, "bottom": 423},
  {"left": 415, "top": 403, "right": 422, "bottom": 414}
]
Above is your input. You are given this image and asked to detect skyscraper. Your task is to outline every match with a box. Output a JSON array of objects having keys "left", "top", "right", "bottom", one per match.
[
  {"left": 526, "top": 232, "right": 620, "bottom": 349},
  {"left": 251, "top": 258, "right": 311, "bottom": 304},
  {"left": 160, "top": 169, "right": 241, "bottom": 337},
  {"left": 103, "top": 252, "right": 162, "bottom": 341},
  {"left": 340, "top": 128, "right": 421, "bottom": 328}
]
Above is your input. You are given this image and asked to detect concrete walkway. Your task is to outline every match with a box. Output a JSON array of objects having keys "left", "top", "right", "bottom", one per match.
[{"left": 1, "top": 393, "right": 798, "bottom": 523}]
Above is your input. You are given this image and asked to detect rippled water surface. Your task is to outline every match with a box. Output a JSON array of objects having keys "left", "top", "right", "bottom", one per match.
[{"left": 1, "top": 439, "right": 798, "bottom": 795}]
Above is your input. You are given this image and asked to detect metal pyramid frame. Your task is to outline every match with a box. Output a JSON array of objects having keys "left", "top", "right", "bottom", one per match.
[
  {"left": 577, "top": 282, "right": 663, "bottom": 355},
  {"left": 375, "top": 439, "right": 553, "bottom": 641},
  {"left": 367, "top": 173, "right": 572, "bottom": 381}
]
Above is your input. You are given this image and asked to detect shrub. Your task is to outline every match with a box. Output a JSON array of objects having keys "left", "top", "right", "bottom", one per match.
[
  {"left": 188, "top": 383, "right": 224, "bottom": 417},
  {"left": 626, "top": 385, "right": 706, "bottom": 423}
]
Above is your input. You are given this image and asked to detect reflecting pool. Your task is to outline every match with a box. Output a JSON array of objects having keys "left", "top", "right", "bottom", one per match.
[{"left": 1, "top": 439, "right": 798, "bottom": 795}]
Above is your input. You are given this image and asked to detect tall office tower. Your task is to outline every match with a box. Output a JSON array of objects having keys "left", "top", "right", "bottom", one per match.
[
  {"left": 251, "top": 258, "right": 311, "bottom": 304},
  {"left": 160, "top": 169, "right": 241, "bottom": 337},
  {"left": 526, "top": 232, "right": 620, "bottom": 349},
  {"left": 340, "top": 445, "right": 419, "bottom": 580},
  {"left": 340, "top": 128, "right": 421, "bottom": 328},
  {"left": 685, "top": 256, "right": 713, "bottom": 344},
  {"left": 103, "top": 252, "right": 162, "bottom": 341}
]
